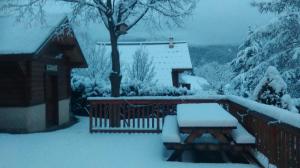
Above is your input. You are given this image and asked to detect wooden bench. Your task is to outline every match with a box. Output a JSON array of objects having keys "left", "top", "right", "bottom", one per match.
[
  {"left": 229, "top": 123, "right": 259, "bottom": 166},
  {"left": 231, "top": 123, "right": 256, "bottom": 145},
  {"left": 162, "top": 115, "right": 181, "bottom": 145}
]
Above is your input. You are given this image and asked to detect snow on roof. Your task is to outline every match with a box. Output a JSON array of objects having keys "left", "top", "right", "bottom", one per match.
[
  {"left": 97, "top": 41, "right": 193, "bottom": 86},
  {"left": 0, "top": 14, "right": 67, "bottom": 55}
]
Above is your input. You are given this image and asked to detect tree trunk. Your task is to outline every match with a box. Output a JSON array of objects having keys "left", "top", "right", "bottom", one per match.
[
  {"left": 108, "top": 18, "right": 121, "bottom": 127},
  {"left": 108, "top": 23, "right": 122, "bottom": 98}
]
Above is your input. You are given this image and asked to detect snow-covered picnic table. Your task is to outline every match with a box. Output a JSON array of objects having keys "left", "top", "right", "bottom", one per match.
[
  {"left": 162, "top": 103, "right": 257, "bottom": 164},
  {"left": 177, "top": 103, "right": 238, "bottom": 128}
]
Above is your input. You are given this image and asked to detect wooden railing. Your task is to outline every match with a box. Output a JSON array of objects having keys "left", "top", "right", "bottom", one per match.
[
  {"left": 228, "top": 101, "right": 300, "bottom": 168},
  {"left": 87, "top": 96, "right": 300, "bottom": 168},
  {"left": 88, "top": 97, "right": 226, "bottom": 133}
]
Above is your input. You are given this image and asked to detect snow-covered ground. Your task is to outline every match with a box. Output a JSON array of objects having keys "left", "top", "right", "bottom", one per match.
[{"left": 0, "top": 117, "right": 258, "bottom": 168}]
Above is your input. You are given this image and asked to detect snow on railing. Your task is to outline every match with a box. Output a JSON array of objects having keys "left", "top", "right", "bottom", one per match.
[{"left": 227, "top": 95, "right": 300, "bottom": 128}]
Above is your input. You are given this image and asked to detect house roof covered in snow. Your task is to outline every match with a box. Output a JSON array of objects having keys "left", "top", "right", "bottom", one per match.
[
  {"left": 97, "top": 41, "right": 193, "bottom": 86},
  {"left": 0, "top": 14, "right": 87, "bottom": 67},
  {"left": 0, "top": 14, "right": 67, "bottom": 55}
]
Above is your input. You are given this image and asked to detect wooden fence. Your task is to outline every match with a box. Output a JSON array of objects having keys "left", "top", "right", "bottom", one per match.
[{"left": 88, "top": 97, "right": 300, "bottom": 168}]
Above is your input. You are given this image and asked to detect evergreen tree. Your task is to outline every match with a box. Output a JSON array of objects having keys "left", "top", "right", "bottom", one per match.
[{"left": 229, "top": 0, "right": 300, "bottom": 98}]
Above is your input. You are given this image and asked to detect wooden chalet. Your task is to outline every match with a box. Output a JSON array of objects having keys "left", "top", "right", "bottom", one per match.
[{"left": 0, "top": 14, "right": 87, "bottom": 132}]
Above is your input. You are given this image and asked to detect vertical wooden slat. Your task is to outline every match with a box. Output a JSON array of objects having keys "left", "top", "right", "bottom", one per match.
[
  {"left": 89, "top": 105, "right": 94, "bottom": 133},
  {"left": 291, "top": 134, "right": 297, "bottom": 168},
  {"left": 147, "top": 106, "right": 150, "bottom": 128},
  {"left": 116, "top": 104, "right": 121, "bottom": 128},
  {"left": 283, "top": 131, "right": 288, "bottom": 168},
  {"left": 152, "top": 105, "right": 155, "bottom": 128},
  {"left": 109, "top": 104, "right": 113, "bottom": 128},
  {"left": 104, "top": 104, "right": 108, "bottom": 128},
  {"left": 269, "top": 125, "right": 278, "bottom": 165},
  {"left": 137, "top": 107, "right": 140, "bottom": 128},
  {"left": 142, "top": 107, "right": 145, "bottom": 129},
  {"left": 132, "top": 108, "right": 135, "bottom": 128},
  {"left": 296, "top": 132, "right": 300, "bottom": 167},
  {"left": 156, "top": 105, "right": 160, "bottom": 131},
  {"left": 99, "top": 104, "right": 103, "bottom": 128},
  {"left": 94, "top": 104, "right": 98, "bottom": 127},
  {"left": 122, "top": 104, "right": 126, "bottom": 128},
  {"left": 127, "top": 104, "right": 131, "bottom": 128}
]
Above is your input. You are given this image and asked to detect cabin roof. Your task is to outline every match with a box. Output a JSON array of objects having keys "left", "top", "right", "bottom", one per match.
[
  {"left": 0, "top": 14, "right": 67, "bottom": 55},
  {"left": 0, "top": 14, "right": 87, "bottom": 67},
  {"left": 97, "top": 41, "right": 193, "bottom": 86}
]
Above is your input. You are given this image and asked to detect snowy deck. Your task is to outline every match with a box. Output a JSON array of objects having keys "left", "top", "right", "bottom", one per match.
[{"left": 0, "top": 117, "right": 259, "bottom": 168}]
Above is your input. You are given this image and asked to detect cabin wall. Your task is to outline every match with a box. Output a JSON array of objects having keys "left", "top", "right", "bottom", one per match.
[
  {"left": 30, "top": 61, "right": 45, "bottom": 105},
  {"left": 0, "top": 62, "right": 27, "bottom": 106},
  {"left": 0, "top": 59, "right": 72, "bottom": 133},
  {"left": 0, "top": 104, "right": 46, "bottom": 132},
  {"left": 29, "top": 61, "right": 71, "bottom": 105}
]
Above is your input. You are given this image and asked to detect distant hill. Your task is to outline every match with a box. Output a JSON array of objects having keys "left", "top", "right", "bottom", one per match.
[{"left": 189, "top": 45, "right": 238, "bottom": 67}]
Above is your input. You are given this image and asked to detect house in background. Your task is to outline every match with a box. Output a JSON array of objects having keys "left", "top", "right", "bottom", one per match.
[
  {"left": 0, "top": 14, "right": 87, "bottom": 133},
  {"left": 98, "top": 39, "right": 194, "bottom": 88}
]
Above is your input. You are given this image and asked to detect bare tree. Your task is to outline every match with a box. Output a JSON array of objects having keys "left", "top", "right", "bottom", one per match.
[
  {"left": 1, "top": 0, "right": 197, "bottom": 97},
  {"left": 73, "top": 44, "right": 111, "bottom": 84},
  {"left": 127, "top": 46, "right": 155, "bottom": 83}
]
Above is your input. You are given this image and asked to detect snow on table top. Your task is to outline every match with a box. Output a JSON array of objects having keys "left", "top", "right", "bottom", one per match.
[
  {"left": 97, "top": 41, "right": 192, "bottom": 87},
  {"left": 231, "top": 123, "right": 256, "bottom": 144},
  {"left": 162, "top": 115, "right": 181, "bottom": 143},
  {"left": 0, "top": 13, "right": 66, "bottom": 55},
  {"left": 0, "top": 116, "right": 258, "bottom": 168},
  {"left": 177, "top": 103, "right": 238, "bottom": 128}
]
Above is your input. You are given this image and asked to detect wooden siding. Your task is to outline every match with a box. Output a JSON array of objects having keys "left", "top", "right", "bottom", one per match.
[
  {"left": 57, "top": 64, "right": 71, "bottom": 100},
  {"left": 29, "top": 61, "right": 45, "bottom": 105},
  {"left": 0, "top": 62, "right": 27, "bottom": 106},
  {"left": 29, "top": 60, "right": 71, "bottom": 106}
]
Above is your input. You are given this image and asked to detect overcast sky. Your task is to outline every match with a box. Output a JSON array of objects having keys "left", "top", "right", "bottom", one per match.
[
  {"left": 2, "top": 0, "right": 272, "bottom": 46},
  {"left": 121, "top": 0, "right": 272, "bottom": 45}
]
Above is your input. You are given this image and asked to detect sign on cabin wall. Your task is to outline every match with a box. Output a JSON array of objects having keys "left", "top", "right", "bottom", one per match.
[{"left": 46, "top": 64, "right": 58, "bottom": 72}]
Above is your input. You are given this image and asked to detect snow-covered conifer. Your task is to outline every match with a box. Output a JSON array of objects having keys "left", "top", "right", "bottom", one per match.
[{"left": 229, "top": 0, "right": 300, "bottom": 97}]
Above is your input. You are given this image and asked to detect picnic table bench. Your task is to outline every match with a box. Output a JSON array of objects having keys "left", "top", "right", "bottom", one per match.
[{"left": 162, "top": 103, "right": 257, "bottom": 163}]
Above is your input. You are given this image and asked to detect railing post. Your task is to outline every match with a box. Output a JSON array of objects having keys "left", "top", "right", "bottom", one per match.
[
  {"left": 89, "top": 103, "right": 93, "bottom": 133},
  {"left": 109, "top": 103, "right": 121, "bottom": 128}
]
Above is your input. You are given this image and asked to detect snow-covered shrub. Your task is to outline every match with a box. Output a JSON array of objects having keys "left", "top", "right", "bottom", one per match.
[
  {"left": 71, "top": 75, "right": 194, "bottom": 115},
  {"left": 281, "top": 95, "right": 299, "bottom": 113},
  {"left": 253, "top": 66, "right": 298, "bottom": 113},
  {"left": 253, "top": 66, "right": 286, "bottom": 104},
  {"left": 294, "top": 98, "right": 300, "bottom": 113},
  {"left": 119, "top": 81, "right": 194, "bottom": 97}
]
